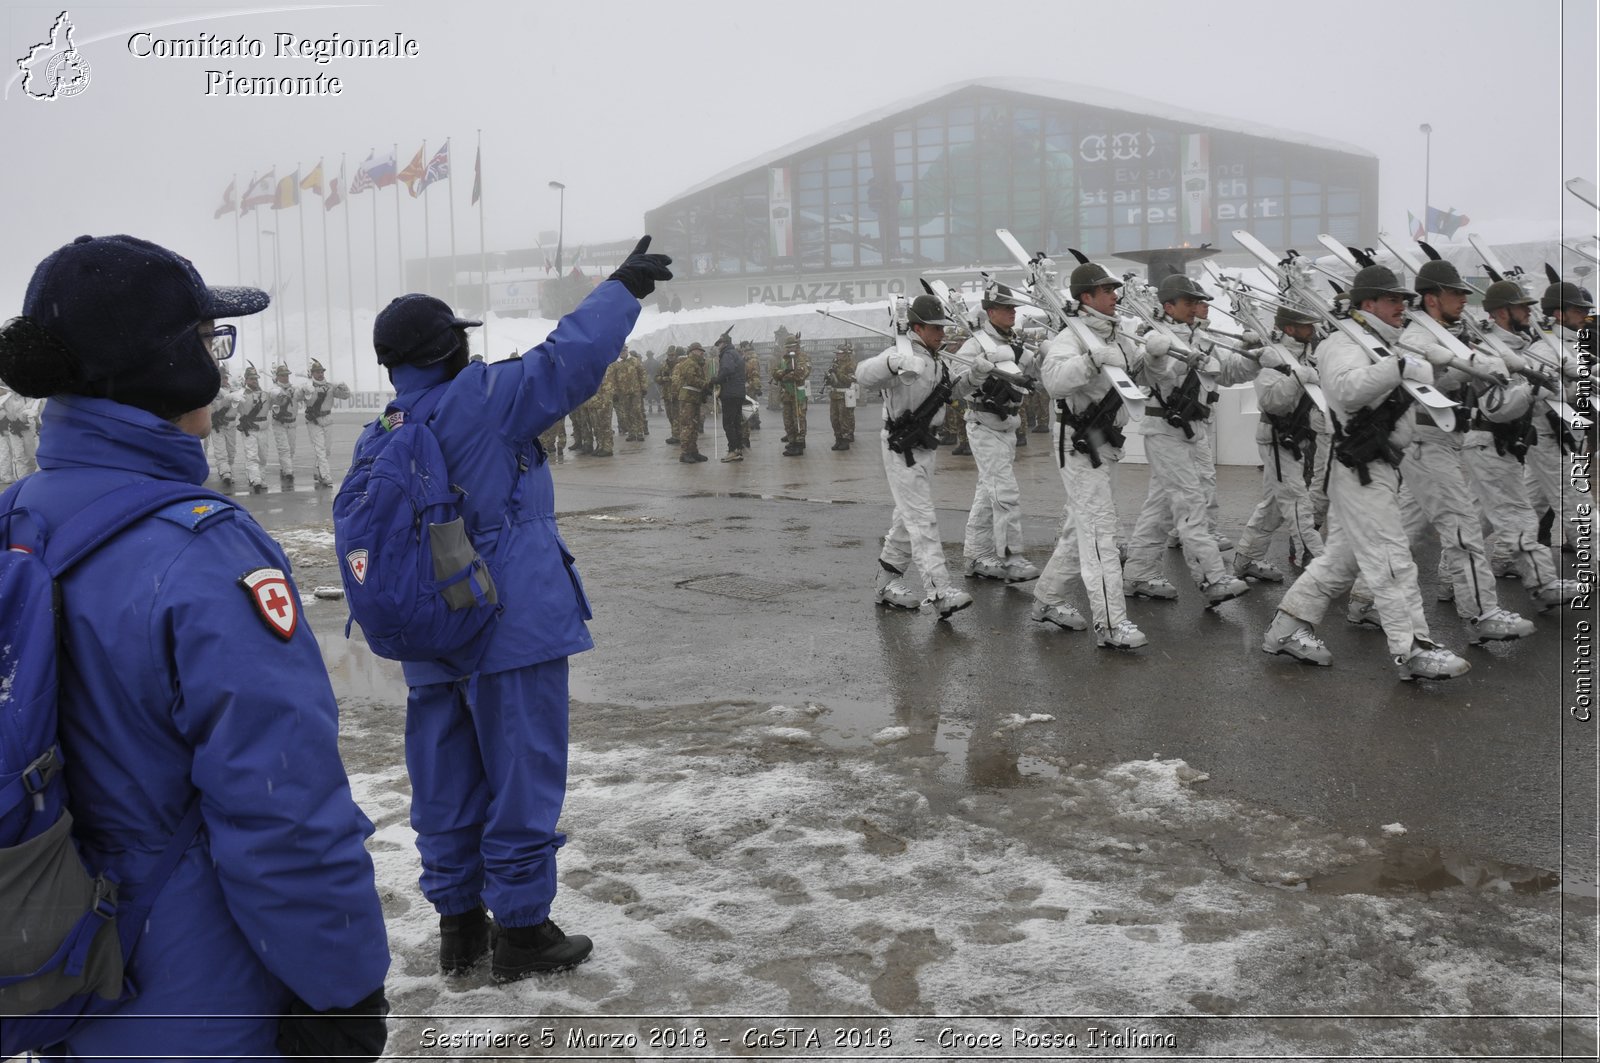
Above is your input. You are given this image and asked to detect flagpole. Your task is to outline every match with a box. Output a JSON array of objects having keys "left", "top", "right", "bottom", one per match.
[
  {"left": 295, "top": 163, "right": 310, "bottom": 372},
  {"left": 421, "top": 138, "right": 432, "bottom": 294},
  {"left": 342, "top": 155, "right": 359, "bottom": 397},
  {"left": 253, "top": 199, "right": 267, "bottom": 367},
  {"left": 477, "top": 129, "right": 489, "bottom": 356},
  {"left": 446, "top": 138, "right": 458, "bottom": 308},
  {"left": 231, "top": 171, "right": 242, "bottom": 299},
  {"left": 393, "top": 142, "right": 404, "bottom": 294},
  {"left": 318, "top": 162, "right": 332, "bottom": 376},
  {"left": 368, "top": 151, "right": 380, "bottom": 317}
]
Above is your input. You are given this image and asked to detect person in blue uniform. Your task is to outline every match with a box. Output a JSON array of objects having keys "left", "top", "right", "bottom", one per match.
[
  {"left": 0, "top": 234, "right": 390, "bottom": 1060},
  {"left": 365, "top": 236, "right": 671, "bottom": 983}
]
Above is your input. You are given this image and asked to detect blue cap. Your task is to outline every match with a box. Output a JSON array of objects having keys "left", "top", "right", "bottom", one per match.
[{"left": 373, "top": 294, "right": 482, "bottom": 367}]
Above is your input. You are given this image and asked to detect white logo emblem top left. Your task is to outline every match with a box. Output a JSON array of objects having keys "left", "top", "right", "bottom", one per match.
[{"left": 18, "top": 11, "right": 92, "bottom": 101}]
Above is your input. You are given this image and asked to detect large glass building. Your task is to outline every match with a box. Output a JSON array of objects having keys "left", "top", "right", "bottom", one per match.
[{"left": 645, "top": 78, "right": 1377, "bottom": 308}]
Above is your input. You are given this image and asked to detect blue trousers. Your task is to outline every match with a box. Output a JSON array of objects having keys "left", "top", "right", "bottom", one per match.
[{"left": 404, "top": 659, "right": 569, "bottom": 928}]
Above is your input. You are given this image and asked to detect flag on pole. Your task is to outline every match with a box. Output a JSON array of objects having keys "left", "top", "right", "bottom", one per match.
[
  {"left": 367, "top": 149, "right": 397, "bottom": 189},
  {"left": 274, "top": 170, "right": 300, "bottom": 210},
  {"left": 1408, "top": 211, "right": 1425, "bottom": 241},
  {"left": 1425, "top": 206, "right": 1470, "bottom": 239},
  {"left": 470, "top": 145, "right": 481, "bottom": 205},
  {"left": 326, "top": 172, "right": 343, "bottom": 212},
  {"left": 300, "top": 161, "right": 325, "bottom": 197},
  {"left": 214, "top": 178, "right": 237, "bottom": 219},
  {"left": 241, "top": 170, "right": 276, "bottom": 211},
  {"left": 419, "top": 140, "right": 451, "bottom": 193},
  {"left": 350, "top": 152, "right": 375, "bottom": 195},
  {"left": 398, "top": 144, "right": 427, "bottom": 197}
]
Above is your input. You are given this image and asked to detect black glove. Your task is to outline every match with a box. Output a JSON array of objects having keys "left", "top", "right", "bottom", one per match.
[
  {"left": 609, "top": 235, "right": 674, "bottom": 299},
  {"left": 277, "top": 987, "right": 389, "bottom": 1061}
]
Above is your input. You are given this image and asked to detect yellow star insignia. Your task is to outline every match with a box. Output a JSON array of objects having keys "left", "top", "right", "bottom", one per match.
[{"left": 191, "top": 505, "right": 213, "bottom": 515}]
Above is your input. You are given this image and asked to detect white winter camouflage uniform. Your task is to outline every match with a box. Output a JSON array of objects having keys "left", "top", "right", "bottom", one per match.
[{"left": 954, "top": 318, "right": 1034, "bottom": 567}]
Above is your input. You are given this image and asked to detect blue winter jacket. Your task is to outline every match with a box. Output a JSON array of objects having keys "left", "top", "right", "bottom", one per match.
[
  {"left": 4, "top": 396, "right": 390, "bottom": 1032},
  {"left": 380, "top": 279, "right": 640, "bottom": 686}
]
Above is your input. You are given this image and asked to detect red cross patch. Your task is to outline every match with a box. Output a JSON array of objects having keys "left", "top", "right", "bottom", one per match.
[
  {"left": 239, "top": 567, "right": 298, "bottom": 641},
  {"left": 346, "top": 548, "right": 369, "bottom": 585}
]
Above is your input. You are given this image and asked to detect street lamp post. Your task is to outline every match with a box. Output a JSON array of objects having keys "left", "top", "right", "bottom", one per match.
[
  {"left": 548, "top": 180, "right": 566, "bottom": 275},
  {"left": 1419, "top": 123, "right": 1432, "bottom": 236}
]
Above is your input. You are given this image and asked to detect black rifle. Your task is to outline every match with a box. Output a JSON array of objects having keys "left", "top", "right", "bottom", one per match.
[
  {"left": 885, "top": 363, "right": 953, "bottom": 467},
  {"left": 1331, "top": 387, "right": 1410, "bottom": 484},
  {"left": 1056, "top": 391, "right": 1125, "bottom": 469}
]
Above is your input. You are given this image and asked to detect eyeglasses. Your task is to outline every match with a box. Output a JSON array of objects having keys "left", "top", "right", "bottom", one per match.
[{"left": 201, "top": 323, "right": 238, "bottom": 361}]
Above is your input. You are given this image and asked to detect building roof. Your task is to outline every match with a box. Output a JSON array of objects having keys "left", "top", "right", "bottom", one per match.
[{"left": 657, "top": 77, "right": 1375, "bottom": 209}]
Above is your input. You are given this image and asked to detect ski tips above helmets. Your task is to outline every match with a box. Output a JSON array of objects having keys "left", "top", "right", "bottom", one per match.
[
  {"left": 907, "top": 294, "right": 953, "bottom": 327},
  {"left": 981, "top": 278, "right": 1028, "bottom": 309},
  {"left": 1155, "top": 273, "right": 1212, "bottom": 304},
  {"left": 1068, "top": 262, "right": 1121, "bottom": 298},
  {"left": 373, "top": 294, "right": 482, "bottom": 367},
  {"left": 1346, "top": 265, "right": 1415, "bottom": 305},
  {"left": 1414, "top": 260, "right": 1474, "bottom": 295},
  {"left": 1481, "top": 279, "right": 1536, "bottom": 312},
  {"left": 1541, "top": 280, "right": 1595, "bottom": 312}
]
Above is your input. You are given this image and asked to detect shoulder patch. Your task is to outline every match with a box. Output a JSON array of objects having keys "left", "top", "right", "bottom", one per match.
[
  {"left": 152, "top": 498, "right": 236, "bottom": 531},
  {"left": 239, "top": 567, "right": 298, "bottom": 640}
]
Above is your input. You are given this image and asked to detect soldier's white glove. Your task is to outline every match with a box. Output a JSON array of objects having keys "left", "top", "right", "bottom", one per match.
[
  {"left": 887, "top": 350, "right": 919, "bottom": 377},
  {"left": 1240, "top": 329, "right": 1263, "bottom": 348},
  {"left": 1290, "top": 361, "right": 1319, "bottom": 386},
  {"left": 1143, "top": 332, "right": 1173, "bottom": 358},
  {"left": 1497, "top": 348, "right": 1530, "bottom": 374},
  {"left": 969, "top": 353, "right": 995, "bottom": 381},
  {"left": 1419, "top": 342, "right": 1455, "bottom": 368},
  {"left": 1090, "top": 343, "right": 1126, "bottom": 370}
]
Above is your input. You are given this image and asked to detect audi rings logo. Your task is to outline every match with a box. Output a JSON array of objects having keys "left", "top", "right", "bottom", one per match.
[
  {"left": 17, "top": 11, "right": 92, "bottom": 101},
  {"left": 1079, "top": 131, "right": 1151, "bottom": 163}
]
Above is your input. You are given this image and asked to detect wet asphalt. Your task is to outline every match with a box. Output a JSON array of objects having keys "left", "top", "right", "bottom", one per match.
[{"left": 237, "top": 408, "right": 1596, "bottom": 884}]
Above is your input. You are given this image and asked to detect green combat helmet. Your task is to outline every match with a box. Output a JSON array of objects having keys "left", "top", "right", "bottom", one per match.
[
  {"left": 1346, "top": 265, "right": 1415, "bottom": 304},
  {"left": 1155, "top": 274, "right": 1212, "bottom": 303},
  {"left": 1541, "top": 280, "right": 1595, "bottom": 313},
  {"left": 1068, "top": 262, "right": 1122, "bottom": 297},
  {"left": 1274, "top": 303, "right": 1319, "bottom": 329},
  {"left": 1481, "top": 280, "right": 1536, "bottom": 312},
  {"left": 1414, "top": 260, "right": 1475, "bottom": 294},
  {"left": 907, "top": 294, "right": 953, "bottom": 326}
]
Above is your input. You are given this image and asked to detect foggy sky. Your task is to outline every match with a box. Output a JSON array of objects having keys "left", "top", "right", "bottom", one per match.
[{"left": 2, "top": 0, "right": 1595, "bottom": 317}]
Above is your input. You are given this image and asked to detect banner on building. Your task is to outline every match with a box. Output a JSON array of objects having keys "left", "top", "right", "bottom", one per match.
[
  {"left": 1180, "top": 133, "right": 1212, "bottom": 240},
  {"left": 769, "top": 167, "right": 794, "bottom": 258}
]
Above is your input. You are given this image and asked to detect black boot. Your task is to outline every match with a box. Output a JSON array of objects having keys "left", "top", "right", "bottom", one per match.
[
  {"left": 440, "top": 905, "right": 490, "bottom": 974},
  {"left": 492, "top": 919, "right": 593, "bottom": 983}
]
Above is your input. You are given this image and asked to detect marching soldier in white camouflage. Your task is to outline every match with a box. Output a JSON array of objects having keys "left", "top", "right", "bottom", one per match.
[
  {"left": 303, "top": 358, "right": 352, "bottom": 487},
  {"left": 1525, "top": 280, "right": 1593, "bottom": 552},
  {"left": 207, "top": 363, "right": 241, "bottom": 487},
  {"left": 268, "top": 362, "right": 308, "bottom": 486},
  {"left": 234, "top": 363, "right": 272, "bottom": 492}
]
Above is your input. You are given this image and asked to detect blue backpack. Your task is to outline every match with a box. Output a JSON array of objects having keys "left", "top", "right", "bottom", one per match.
[
  {"left": 333, "top": 385, "right": 500, "bottom": 665},
  {"left": 0, "top": 479, "right": 219, "bottom": 1055}
]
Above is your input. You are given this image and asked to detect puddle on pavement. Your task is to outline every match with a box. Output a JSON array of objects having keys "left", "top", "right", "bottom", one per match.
[{"left": 1301, "top": 846, "right": 1591, "bottom": 903}]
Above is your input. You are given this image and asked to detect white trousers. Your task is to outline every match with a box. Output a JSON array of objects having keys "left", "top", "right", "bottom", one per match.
[
  {"left": 1235, "top": 441, "right": 1323, "bottom": 565},
  {"left": 1523, "top": 420, "right": 1588, "bottom": 548},
  {"left": 1034, "top": 446, "right": 1129, "bottom": 629},
  {"left": 1124, "top": 427, "right": 1228, "bottom": 585},
  {"left": 207, "top": 424, "right": 238, "bottom": 481},
  {"left": 963, "top": 418, "right": 1024, "bottom": 562},
  {"left": 240, "top": 430, "right": 266, "bottom": 487},
  {"left": 878, "top": 432, "right": 951, "bottom": 593},
  {"left": 307, "top": 419, "right": 333, "bottom": 483},
  {"left": 1462, "top": 441, "right": 1557, "bottom": 589},
  {"left": 1397, "top": 439, "right": 1500, "bottom": 619},
  {"left": 270, "top": 421, "right": 297, "bottom": 477},
  {"left": 1279, "top": 461, "right": 1430, "bottom": 658}
]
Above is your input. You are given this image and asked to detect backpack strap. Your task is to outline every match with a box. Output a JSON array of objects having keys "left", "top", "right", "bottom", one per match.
[{"left": 42, "top": 481, "right": 234, "bottom": 578}]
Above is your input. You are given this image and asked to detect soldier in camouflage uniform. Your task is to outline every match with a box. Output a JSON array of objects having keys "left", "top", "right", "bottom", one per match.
[
  {"left": 673, "top": 341, "right": 711, "bottom": 462},
  {"left": 538, "top": 416, "right": 567, "bottom": 463},
  {"left": 268, "top": 363, "right": 308, "bottom": 485},
  {"left": 586, "top": 361, "right": 618, "bottom": 457},
  {"left": 658, "top": 345, "right": 684, "bottom": 445},
  {"left": 740, "top": 340, "right": 762, "bottom": 437},
  {"left": 772, "top": 334, "right": 811, "bottom": 456},
  {"left": 612, "top": 345, "right": 646, "bottom": 441},
  {"left": 824, "top": 341, "right": 857, "bottom": 451}
]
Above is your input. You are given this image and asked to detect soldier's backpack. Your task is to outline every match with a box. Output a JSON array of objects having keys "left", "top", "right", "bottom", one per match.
[
  {"left": 0, "top": 479, "right": 218, "bottom": 1056},
  {"left": 333, "top": 384, "right": 500, "bottom": 665}
]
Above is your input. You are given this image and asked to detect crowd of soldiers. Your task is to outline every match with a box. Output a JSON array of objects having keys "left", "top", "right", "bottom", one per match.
[
  {"left": 0, "top": 380, "right": 42, "bottom": 483},
  {"left": 857, "top": 250, "right": 1592, "bottom": 683},
  {"left": 206, "top": 358, "right": 352, "bottom": 491}
]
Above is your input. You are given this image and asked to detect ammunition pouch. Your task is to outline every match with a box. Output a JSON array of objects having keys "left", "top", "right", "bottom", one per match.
[
  {"left": 1157, "top": 367, "right": 1210, "bottom": 438},
  {"left": 1486, "top": 411, "right": 1538, "bottom": 463},
  {"left": 1331, "top": 387, "right": 1409, "bottom": 486},
  {"left": 1264, "top": 392, "right": 1317, "bottom": 463},
  {"left": 971, "top": 370, "right": 1028, "bottom": 417},
  {"left": 1056, "top": 392, "right": 1125, "bottom": 469}
]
